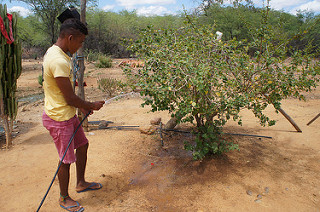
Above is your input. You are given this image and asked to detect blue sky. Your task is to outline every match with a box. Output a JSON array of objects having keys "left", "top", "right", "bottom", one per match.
[
  {"left": 99, "top": 0, "right": 198, "bottom": 15},
  {"left": 1, "top": 0, "right": 320, "bottom": 17}
]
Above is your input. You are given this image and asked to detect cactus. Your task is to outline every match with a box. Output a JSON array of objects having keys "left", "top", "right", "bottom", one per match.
[{"left": 0, "top": 4, "right": 22, "bottom": 148}]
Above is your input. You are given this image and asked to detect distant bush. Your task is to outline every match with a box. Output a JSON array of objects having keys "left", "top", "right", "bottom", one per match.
[
  {"left": 95, "top": 55, "right": 112, "bottom": 68},
  {"left": 38, "top": 74, "right": 43, "bottom": 86},
  {"left": 85, "top": 49, "right": 102, "bottom": 62},
  {"left": 97, "top": 77, "right": 125, "bottom": 97}
]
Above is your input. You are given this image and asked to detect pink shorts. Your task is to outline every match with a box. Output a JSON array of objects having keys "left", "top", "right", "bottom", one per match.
[{"left": 42, "top": 112, "right": 88, "bottom": 164}]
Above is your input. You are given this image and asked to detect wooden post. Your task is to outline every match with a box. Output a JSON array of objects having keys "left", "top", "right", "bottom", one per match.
[
  {"left": 77, "top": 0, "right": 88, "bottom": 131},
  {"left": 307, "top": 113, "right": 320, "bottom": 126},
  {"left": 278, "top": 107, "right": 302, "bottom": 132},
  {"left": 264, "top": 95, "right": 302, "bottom": 132}
]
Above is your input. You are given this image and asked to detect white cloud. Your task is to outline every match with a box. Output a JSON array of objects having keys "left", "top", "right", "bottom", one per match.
[
  {"left": 102, "top": 4, "right": 116, "bottom": 11},
  {"left": 252, "top": 0, "right": 308, "bottom": 10},
  {"left": 251, "top": 0, "right": 320, "bottom": 14},
  {"left": 116, "top": 0, "right": 176, "bottom": 8},
  {"left": 8, "top": 6, "right": 31, "bottom": 17},
  {"left": 290, "top": 0, "right": 320, "bottom": 14},
  {"left": 268, "top": 0, "right": 306, "bottom": 10},
  {"left": 136, "top": 5, "right": 175, "bottom": 16}
]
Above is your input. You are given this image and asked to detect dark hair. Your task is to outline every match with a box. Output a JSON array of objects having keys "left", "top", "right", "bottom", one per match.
[{"left": 59, "top": 18, "right": 88, "bottom": 38}]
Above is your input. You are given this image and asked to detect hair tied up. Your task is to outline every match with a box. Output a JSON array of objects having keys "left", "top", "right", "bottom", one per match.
[{"left": 57, "top": 7, "right": 80, "bottom": 24}]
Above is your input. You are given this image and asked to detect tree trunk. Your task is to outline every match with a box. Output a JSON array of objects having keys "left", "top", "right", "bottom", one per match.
[
  {"left": 3, "top": 116, "right": 12, "bottom": 148},
  {"left": 77, "top": 0, "right": 88, "bottom": 131}
]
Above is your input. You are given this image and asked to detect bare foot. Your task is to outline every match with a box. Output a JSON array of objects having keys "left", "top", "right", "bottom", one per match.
[
  {"left": 59, "top": 196, "right": 83, "bottom": 212},
  {"left": 76, "top": 182, "right": 102, "bottom": 193}
]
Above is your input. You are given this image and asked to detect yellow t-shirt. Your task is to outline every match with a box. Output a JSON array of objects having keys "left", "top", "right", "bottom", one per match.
[{"left": 43, "top": 45, "right": 76, "bottom": 121}]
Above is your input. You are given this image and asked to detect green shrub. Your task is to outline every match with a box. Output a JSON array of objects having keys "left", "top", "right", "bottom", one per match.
[
  {"left": 38, "top": 74, "right": 43, "bottom": 86},
  {"left": 124, "top": 13, "right": 320, "bottom": 160},
  {"left": 85, "top": 49, "right": 102, "bottom": 62},
  {"left": 95, "top": 55, "right": 112, "bottom": 68},
  {"left": 97, "top": 77, "right": 124, "bottom": 97}
]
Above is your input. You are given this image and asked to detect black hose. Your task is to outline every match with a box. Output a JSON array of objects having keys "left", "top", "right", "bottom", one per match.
[
  {"left": 36, "top": 111, "right": 91, "bottom": 212},
  {"left": 161, "top": 128, "right": 272, "bottom": 139}
]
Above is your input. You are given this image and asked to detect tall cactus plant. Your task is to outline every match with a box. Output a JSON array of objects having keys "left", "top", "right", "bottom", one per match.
[{"left": 0, "top": 4, "right": 22, "bottom": 148}]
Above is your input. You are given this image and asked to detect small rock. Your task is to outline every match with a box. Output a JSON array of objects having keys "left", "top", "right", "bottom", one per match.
[
  {"left": 285, "top": 188, "right": 289, "bottom": 191},
  {"left": 100, "top": 174, "right": 106, "bottom": 177},
  {"left": 150, "top": 117, "right": 161, "bottom": 125},
  {"left": 139, "top": 126, "right": 151, "bottom": 134},
  {"left": 148, "top": 126, "right": 157, "bottom": 134},
  {"left": 139, "top": 125, "right": 157, "bottom": 135},
  {"left": 88, "top": 132, "right": 95, "bottom": 136},
  {"left": 98, "top": 120, "right": 109, "bottom": 128},
  {"left": 164, "top": 117, "right": 178, "bottom": 130},
  {"left": 246, "top": 190, "right": 253, "bottom": 196},
  {"left": 264, "top": 187, "right": 269, "bottom": 194},
  {"left": 257, "top": 194, "right": 262, "bottom": 199},
  {"left": 254, "top": 199, "right": 262, "bottom": 203}
]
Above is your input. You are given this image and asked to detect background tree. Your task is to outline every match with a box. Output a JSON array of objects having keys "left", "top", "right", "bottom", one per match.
[
  {"left": 10, "top": 1, "right": 320, "bottom": 59},
  {"left": 15, "top": 14, "right": 47, "bottom": 57},
  {"left": 199, "top": 3, "right": 260, "bottom": 40},
  {"left": 18, "top": 0, "right": 97, "bottom": 44},
  {"left": 291, "top": 11, "right": 320, "bottom": 56},
  {"left": 199, "top": 0, "right": 253, "bottom": 13},
  {"left": 85, "top": 9, "right": 184, "bottom": 57},
  {"left": 85, "top": 10, "right": 140, "bottom": 57},
  {"left": 18, "top": 0, "right": 78, "bottom": 44}
]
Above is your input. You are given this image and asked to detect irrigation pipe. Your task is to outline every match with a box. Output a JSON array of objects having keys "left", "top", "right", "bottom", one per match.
[
  {"left": 224, "top": 132, "right": 272, "bottom": 139},
  {"left": 36, "top": 111, "right": 91, "bottom": 212},
  {"left": 159, "top": 128, "right": 272, "bottom": 139},
  {"left": 98, "top": 125, "right": 140, "bottom": 130}
]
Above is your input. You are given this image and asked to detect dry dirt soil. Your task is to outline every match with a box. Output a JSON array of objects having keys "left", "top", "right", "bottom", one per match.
[{"left": 0, "top": 59, "right": 320, "bottom": 212}]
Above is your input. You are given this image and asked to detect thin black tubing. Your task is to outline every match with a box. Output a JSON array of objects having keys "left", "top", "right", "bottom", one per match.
[
  {"left": 36, "top": 111, "right": 91, "bottom": 212},
  {"left": 162, "top": 129, "right": 272, "bottom": 139}
]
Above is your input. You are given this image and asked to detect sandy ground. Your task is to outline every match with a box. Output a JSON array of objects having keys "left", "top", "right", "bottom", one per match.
[{"left": 0, "top": 59, "right": 320, "bottom": 212}]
